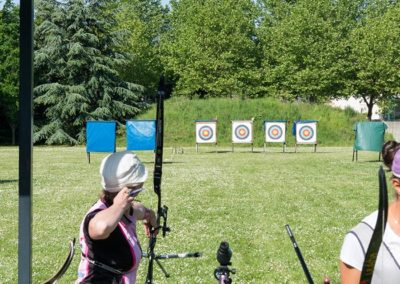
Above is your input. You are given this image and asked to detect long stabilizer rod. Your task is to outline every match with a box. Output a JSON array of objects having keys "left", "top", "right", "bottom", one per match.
[{"left": 285, "top": 224, "right": 314, "bottom": 284}]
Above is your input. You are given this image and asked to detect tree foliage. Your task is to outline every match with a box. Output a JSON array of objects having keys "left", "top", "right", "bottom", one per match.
[
  {"left": 0, "top": 0, "right": 19, "bottom": 144},
  {"left": 115, "top": 0, "right": 167, "bottom": 99},
  {"left": 162, "top": 0, "right": 261, "bottom": 98},
  {"left": 2, "top": 0, "right": 400, "bottom": 145},
  {"left": 258, "top": 0, "right": 357, "bottom": 103},
  {"left": 34, "top": 0, "right": 144, "bottom": 145},
  {"left": 346, "top": 0, "right": 400, "bottom": 119}
]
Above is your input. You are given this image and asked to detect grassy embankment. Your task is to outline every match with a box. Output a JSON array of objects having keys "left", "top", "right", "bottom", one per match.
[{"left": 117, "top": 97, "right": 369, "bottom": 148}]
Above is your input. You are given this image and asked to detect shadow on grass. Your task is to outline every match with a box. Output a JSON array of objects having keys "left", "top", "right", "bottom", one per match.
[
  {"left": 352, "top": 160, "right": 382, "bottom": 163},
  {"left": 0, "top": 179, "right": 18, "bottom": 184},
  {"left": 205, "top": 150, "right": 232, "bottom": 154},
  {"left": 142, "top": 161, "right": 184, "bottom": 164}
]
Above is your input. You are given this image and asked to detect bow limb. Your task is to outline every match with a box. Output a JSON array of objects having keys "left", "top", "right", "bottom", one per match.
[
  {"left": 145, "top": 76, "right": 169, "bottom": 284},
  {"left": 153, "top": 75, "right": 165, "bottom": 232},
  {"left": 42, "top": 238, "right": 76, "bottom": 284},
  {"left": 359, "top": 166, "right": 388, "bottom": 284}
]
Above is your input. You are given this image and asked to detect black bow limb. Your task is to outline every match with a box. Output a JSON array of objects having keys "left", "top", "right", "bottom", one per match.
[
  {"left": 144, "top": 77, "right": 200, "bottom": 284},
  {"left": 42, "top": 238, "right": 76, "bottom": 284},
  {"left": 145, "top": 76, "right": 167, "bottom": 284},
  {"left": 359, "top": 166, "right": 388, "bottom": 284}
]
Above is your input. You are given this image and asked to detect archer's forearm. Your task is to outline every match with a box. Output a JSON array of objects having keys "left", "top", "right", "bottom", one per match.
[
  {"left": 132, "top": 202, "right": 156, "bottom": 226},
  {"left": 88, "top": 204, "right": 126, "bottom": 240}
]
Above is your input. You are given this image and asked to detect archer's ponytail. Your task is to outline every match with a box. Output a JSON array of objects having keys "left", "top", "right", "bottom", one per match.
[{"left": 382, "top": 140, "right": 400, "bottom": 170}]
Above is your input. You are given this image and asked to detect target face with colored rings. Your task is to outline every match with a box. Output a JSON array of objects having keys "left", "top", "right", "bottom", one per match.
[
  {"left": 235, "top": 125, "right": 250, "bottom": 140},
  {"left": 232, "top": 121, "right": 253, "bottom": 143},
  {"left": 195, "top": 121, "right": 217, "bottom": 143},
  {"left": 198, "top": 125, "right": 213, "bottom": 141},
  {"left": 268, "top": 125, "right": 283, "bottom": 140},
  {"left": 299, "top": 126, "right": 314, "bottom": 141},
  {"left": 265, "top": 122, "right": 286, "bottom": 142}
]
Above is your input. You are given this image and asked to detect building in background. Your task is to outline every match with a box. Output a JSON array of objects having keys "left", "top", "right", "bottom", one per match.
[{"left": 329, "top": 97, "right": 381, "bottom": 119}]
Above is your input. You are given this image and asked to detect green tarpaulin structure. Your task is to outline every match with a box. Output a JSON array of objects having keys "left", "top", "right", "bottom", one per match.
[{"left": 353, "top": 121, "right": 387, "bottom": 161}]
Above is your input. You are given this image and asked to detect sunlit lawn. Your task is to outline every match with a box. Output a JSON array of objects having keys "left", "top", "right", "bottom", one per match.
[{"left": 0, "top": 146, "right": 387, "bottom": 283}]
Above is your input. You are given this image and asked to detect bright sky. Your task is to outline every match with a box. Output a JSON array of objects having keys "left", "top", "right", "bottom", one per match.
[
  {"left": 2, "top": 0, "right": 170, "bottom": 8},
  {"left": 0, "top": 0, "right": 18, "bottom": 9}
]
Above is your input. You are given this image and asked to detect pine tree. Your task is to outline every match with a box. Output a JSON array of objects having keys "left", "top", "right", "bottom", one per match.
[
  {"left": 0, "top": 0, "right": 19, "bottom": 144},
  {"left": 34, "top": 0, "right": 144, "bottom": 144}
]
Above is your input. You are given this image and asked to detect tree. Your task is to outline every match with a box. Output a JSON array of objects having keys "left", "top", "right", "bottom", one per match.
[
  {"left": 115, "top": 0, "right": 167, "bottom": 99},
  {"left": 34, "top": 0, "right": 144, "bottom": 145},
  {"left": 0, "top": 0, "right": 19, "bottom": 144},
  {"left": 346, "top": 1, "right": 400, "bottom": 120},
  {"left": 162, "top": 0, "right": 261, "bottom": 98},
  {"left": 257, "top": 0, "right": 355, "bottom": 103}
]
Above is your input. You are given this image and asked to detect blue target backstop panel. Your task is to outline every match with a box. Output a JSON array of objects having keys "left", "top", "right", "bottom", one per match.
[
  {"left": 126, "top": 120, "right": 156, "bottom": 151},
  {"left": 86, "top": 121, "right": 116, "bottom": 153}
]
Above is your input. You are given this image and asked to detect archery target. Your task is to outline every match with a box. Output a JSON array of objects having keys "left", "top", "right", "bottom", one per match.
[
  {"left": 232, "top": 121, "right": 253, "bottom": 143},
  {"left": 265, "top": 122, "right": 286, "bottom": 143},
  {"left": 296, "top": 122, "right": 317, "bottom": 144},
  {"left": 196, "top": 121, "right": 217, "bottom": 143}
]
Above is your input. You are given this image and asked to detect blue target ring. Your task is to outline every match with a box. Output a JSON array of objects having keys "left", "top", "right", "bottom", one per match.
[
  {"left": 268, "top": 125, "right": 283, "bottom": 140},
  {"left": 299, "top": 125, "right": 314, "bottom": 141},
  {"left": 235, "top": 125, "right": 250, "bottom": 140},
  {"left": 198, "top": 125, "right": 213, "bottom": 141}
]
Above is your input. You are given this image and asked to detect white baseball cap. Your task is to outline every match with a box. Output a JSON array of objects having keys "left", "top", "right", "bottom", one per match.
[{"left": 100, "top": 151, "right": 148, "bottom": 192}]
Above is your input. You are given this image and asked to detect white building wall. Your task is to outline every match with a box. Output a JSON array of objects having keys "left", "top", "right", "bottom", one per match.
[{"left": 329, "top": 96, "right": 381, "bottom": 115}]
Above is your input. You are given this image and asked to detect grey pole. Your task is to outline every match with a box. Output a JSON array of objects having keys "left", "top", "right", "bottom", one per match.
[{"left": 18, "top": 0, "right": 34, "bottom": 283}]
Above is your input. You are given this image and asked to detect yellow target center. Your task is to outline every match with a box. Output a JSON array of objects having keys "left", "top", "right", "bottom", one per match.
[
  {"left": 303, "top": 130, "right": 310, "bottom": 136},
  {"left": 239, "top": 129, "right": 246, "bottom": 135},
  {"left": 202, "top": 130, "right": 209, "bottom": 136}
]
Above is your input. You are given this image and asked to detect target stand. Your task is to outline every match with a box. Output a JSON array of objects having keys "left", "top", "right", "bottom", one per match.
[
  {"left": 293, "top": 120, "right": 318, "bottom": 153},
  {"left": 231, "top": 120, "right": 254, "bottom": 152},
  {"left": 195, "top": 120, "right": 218, "bottom": 153},
  {"left": 264, "top": 120, "right": 287, "bottom": 153}
]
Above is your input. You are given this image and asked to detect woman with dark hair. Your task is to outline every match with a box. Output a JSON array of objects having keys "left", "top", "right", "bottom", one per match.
[
  {"left": 76, "top": 151, "right": 157, "bottom": 284},
  {"left": 340, "top": 140, "right": 400, "bottom": 284}
]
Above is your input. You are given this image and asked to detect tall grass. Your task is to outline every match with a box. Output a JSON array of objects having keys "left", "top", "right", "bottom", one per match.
[
  {"left": 127, "top": 97, "right": 367, "bottom": 147},
  {"left": 0, "top": 146, "right": 388, "bottom": 283}
]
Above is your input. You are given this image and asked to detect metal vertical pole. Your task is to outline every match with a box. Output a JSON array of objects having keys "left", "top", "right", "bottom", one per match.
[{"left": 18, "top": 0, "right": 34, "bottom": 283}]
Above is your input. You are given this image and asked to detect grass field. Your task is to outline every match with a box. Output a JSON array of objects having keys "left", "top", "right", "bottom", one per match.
[{"left": 0, "top": 146, "right": 389, "bottom": 283}]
